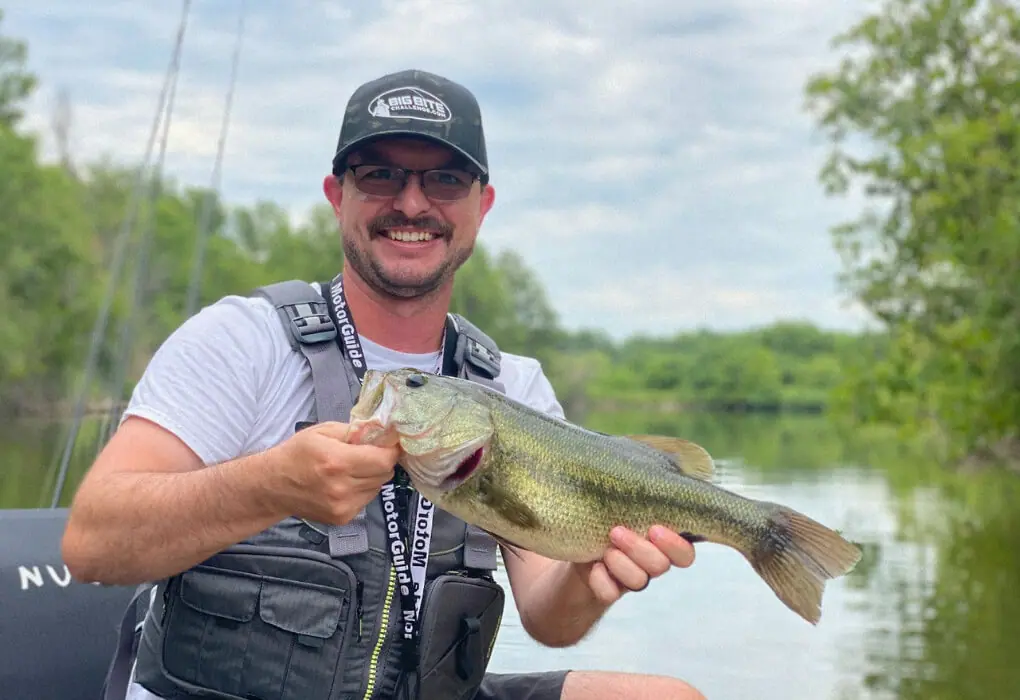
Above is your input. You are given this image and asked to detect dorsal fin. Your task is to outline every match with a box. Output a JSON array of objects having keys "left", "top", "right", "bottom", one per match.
[{"left": 624, "top": 435, "right": 716, "bottom": 481}]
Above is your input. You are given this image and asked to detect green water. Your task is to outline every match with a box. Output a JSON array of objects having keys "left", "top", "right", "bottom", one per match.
[{"left": 3, "top": 411, "right": 1019, "bottom": 699}]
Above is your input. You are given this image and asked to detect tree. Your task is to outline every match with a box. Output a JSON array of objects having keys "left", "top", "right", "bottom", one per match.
[
  {"left": 0, "top": 10, "right": 36, "bottom": 128},
  {"left": 805, "top": 0, "right": 1020, "bottom": 464},
  {"left": 0, "top": 12, "right": 102, "bottom": 414}
]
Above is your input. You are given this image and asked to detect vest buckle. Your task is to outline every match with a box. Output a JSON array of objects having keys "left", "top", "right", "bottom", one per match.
[
  {"left": 283, "top": 301, "right": 337, "bottom": 345},
  {"left": 456, "top": 336, "right": 499, "bottom": 379}
]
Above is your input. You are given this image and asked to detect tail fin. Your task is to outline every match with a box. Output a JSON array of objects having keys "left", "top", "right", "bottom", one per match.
[{"left": 746, "top": 506, "right": 862, "bottom": 625}]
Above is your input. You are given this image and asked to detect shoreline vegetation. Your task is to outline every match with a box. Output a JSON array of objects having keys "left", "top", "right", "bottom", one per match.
[
  {"left": 2, "top": 0, "right": 1019, "bottom": 474},
  {"left": 16, "top": 394, "right": 834, "bottom": 422}
]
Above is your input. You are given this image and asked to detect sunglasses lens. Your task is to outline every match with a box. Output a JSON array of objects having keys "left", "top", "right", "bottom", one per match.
[
  {"left": 353, "top": 166, "right": 403, "bottom": 196},
  {"left": 422, "top": 170, "right": 473, "bottom": 200},
  {"left": 352, "top": 166, "right": 475, "bottom": 200}
]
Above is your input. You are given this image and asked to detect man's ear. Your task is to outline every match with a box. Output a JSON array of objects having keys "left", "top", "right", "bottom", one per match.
[
  {"left": 477, "top": 183, "right": 495, "bottom": 222},
  {"left": 323, "top": 174, "right": 343, "bottom": 214}
]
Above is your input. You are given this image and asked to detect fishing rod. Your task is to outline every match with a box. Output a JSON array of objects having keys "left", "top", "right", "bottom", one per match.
[
  {"left": 49, "top": 0, "right": 193, "bottom": 508},
  {"left": 185, "top": 0, "right": 247, "bottom": 319}
]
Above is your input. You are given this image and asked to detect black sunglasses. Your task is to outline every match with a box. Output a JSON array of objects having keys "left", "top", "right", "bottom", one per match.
[{"left": 347, "top": 164, "right": 480, "bottom": 201}]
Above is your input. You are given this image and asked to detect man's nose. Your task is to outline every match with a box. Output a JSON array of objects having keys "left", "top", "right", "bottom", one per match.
[{"left": 392, "top": 174, "right": 431, "bottom": 218}]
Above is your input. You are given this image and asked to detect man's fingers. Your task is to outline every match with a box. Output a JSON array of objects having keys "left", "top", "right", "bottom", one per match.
[
  {"left": 602, "top": 546, "right": 651, "bottom": 591},
  {"left": 300, "top": 422, "right": 401, "bottom": 473},
  {"left": 609, "top": 526, "right": 674, "bottom": 577},
  {"left": 307, "top": 421, "right": 354, "bottom": 441},
  {"left": 585, "top": 561, "right": 623, "bottom": 606},
  {"left": 648, "top": 525, "right": 696, "bottom": 568},
  {"left": 340, "top": 445, "right": 400, "bottom": 476}
]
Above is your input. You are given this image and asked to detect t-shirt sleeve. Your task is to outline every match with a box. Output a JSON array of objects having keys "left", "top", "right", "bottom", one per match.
[
  {"left": 121, "top": 297, "right": 275, "bottom": 466},
  {"left": 508, "top": 356, "right": 567, "bottom": 420}
]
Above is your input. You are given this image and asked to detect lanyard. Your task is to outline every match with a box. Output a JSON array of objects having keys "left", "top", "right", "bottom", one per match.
[{"left": 324, "top": 273, "right": 436, "bottom": 671}]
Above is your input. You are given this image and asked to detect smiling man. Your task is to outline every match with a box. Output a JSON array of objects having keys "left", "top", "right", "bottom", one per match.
[{"left": 62, "top": 69, "right": 706, "bottom": 700}]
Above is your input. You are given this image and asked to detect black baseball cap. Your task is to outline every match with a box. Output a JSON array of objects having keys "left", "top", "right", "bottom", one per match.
[{"left": 332, "top": 68, "right": 489, "bottom": 183}]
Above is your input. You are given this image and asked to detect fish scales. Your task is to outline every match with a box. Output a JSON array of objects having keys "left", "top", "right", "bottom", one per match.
[
  {"left": 348, "top": 368, "right": 863, "bottom": 625},
  {"left": 473, "top": 396, "right": 765, "bottom": 558}
]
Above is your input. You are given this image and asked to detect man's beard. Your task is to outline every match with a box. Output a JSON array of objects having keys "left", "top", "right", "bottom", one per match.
[{"left": 342, "top": 214, "right": 470, "bottom": 299}]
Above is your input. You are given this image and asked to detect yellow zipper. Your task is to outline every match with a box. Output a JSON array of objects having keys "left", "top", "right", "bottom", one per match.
[
  {"left": 487, "top": 609, "right": 503, "bottom": 660},
  {"left": 361, "top": 564, "right": 396, "bottom": 700}
]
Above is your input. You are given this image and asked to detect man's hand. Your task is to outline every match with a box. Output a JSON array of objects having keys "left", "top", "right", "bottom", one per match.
[
  {"left": 266, "top": 421, "right": 400, "bottom": 525},
  {"left": 577, "top": 525, "right": 696, "bottom": 605},
  {"left": 62, "top": 417, "right": 402, "bottom": 585},
  {"left": 502, "top": 524, "right": 696, "bottom": 648}
]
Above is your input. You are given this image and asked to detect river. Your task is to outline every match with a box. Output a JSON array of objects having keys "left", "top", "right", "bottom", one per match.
[{"left": 3, "top": 410, "right": 1018, "bottom": 699}]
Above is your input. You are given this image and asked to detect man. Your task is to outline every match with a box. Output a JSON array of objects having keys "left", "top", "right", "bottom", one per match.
[{"left": 62, "top": 68, "right": 706, "bottom": 700}]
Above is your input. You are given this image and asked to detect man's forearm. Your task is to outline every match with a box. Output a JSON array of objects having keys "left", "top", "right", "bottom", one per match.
[
  {"left": 63, "top": 452, "right": 286, "bottom": 586},
  {"left": 517, "top": 560, "right": 612, "bottom": 647}
]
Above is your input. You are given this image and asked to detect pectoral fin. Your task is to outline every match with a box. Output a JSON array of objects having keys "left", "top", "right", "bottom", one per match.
[
  {"left": 477, "top": 472, "right": 541, "bottom": 530},
  {"left": 474, "top": 475, "right": 540, "bottom": 562},
  {"left": 487, "top": 532, "right": 529, "bottom": 561},
  {"left": 625, "top": 434, "right": 716, "bottom": 481},
  {"left": 492, "top": 489, "right": 541, "bottom": 530}
]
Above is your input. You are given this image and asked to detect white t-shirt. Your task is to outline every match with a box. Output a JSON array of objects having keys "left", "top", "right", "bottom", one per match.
[
  {"left": 123, "top": 289, "right": 565, "bottom": 466},
  {"left": 123, "top": 287, "right": 564, "bottom": 700}
]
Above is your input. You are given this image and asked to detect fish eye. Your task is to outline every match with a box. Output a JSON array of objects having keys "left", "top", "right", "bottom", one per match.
[{"left": 405, "top": 373, "right": 427, "bottom": 388}]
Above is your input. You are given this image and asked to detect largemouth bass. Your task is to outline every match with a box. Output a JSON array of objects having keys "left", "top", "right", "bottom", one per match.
[{"left": 348, "top": 367, "right": 862, "bottom": 624}]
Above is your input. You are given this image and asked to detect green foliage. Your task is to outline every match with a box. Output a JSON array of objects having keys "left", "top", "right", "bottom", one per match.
[
  {"left": 805, "top": 0, "right": 1020, "bottom": 464},
  {"left": 564, "top": 324, "right": 864, "bottom": 418},
  {"left": 0, "top": 10, "right": 36, "bottom": 127},
  {"left": 0, "top": 13, "right": 862, "bottom": 428},
  {"left": 0, "top": 127, "right": 99, "bottom": 405}
]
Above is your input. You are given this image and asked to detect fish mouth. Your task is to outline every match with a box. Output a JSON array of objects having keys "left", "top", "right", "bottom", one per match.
[
  {"left": 351, "top": 371, "right": 453, "bottom": 443},
  {"left": 403, "top": 436, "right": 489, "bottom": 492},
  {"left": 440, "top": 446, "right": 485, "bottom": 490},
  {"left": 349, "top": 368, "right": 493, "bottom": 492},
  {"left": 348, "top": 370, "right": 394, "bottom": 444}
]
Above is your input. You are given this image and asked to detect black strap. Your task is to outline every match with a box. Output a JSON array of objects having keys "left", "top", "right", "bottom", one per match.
[
  {"left": 321, "top": 273, "right": 436, "bottom": 674},
  {"left": 101, "top": 584, "right": 152, "bottom": 700}
]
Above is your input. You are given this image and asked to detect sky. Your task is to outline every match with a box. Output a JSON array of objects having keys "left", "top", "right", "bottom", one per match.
[{"left": 3, "top": 0, "right": 881, "bottom": 340}]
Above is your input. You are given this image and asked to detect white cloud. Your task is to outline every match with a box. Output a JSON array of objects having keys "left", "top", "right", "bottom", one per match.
[{"left": 3, "top": 0, "right": 879, "bottom": 339}]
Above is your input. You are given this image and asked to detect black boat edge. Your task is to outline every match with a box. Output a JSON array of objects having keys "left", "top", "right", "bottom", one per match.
[{"left": 1, "top": 507, "right": 136, "bottom": 699}]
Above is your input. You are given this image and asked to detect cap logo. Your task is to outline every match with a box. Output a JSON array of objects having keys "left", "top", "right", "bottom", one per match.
[{"left": 367, "top": 86, "right": 452, "bottom": 123}]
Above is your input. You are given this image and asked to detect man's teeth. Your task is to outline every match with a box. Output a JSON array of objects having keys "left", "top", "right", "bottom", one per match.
[{"left": 386, "top": 230, "right": 436, "bottom": 242}]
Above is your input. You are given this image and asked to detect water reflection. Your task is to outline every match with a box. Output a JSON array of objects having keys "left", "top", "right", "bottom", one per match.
[
  {"left": 487, "top": 462, "right": 894, "bottom": 700},
  {"left": 858, "top": 469, "right": 1020, "bottom": 700},
  {"left": 1, "top": 414, "right": 107, "bottom": 508},
  {"left": 2, "top": 412, "right": 1019, "bottom": 698}
]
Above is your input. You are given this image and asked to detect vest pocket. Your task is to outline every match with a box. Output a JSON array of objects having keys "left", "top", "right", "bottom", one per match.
[
  {"left": 158, "top": 550, "right": 357, "bottom": 700},
  {"left": 416, "top": 573, "right": 505, "bottom": 700}
]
